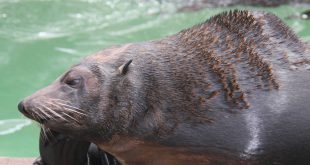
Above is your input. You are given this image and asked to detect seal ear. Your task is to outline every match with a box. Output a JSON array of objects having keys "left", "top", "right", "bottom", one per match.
[{"left": 118, "top": 60, "right": 133, "bottom": 75}]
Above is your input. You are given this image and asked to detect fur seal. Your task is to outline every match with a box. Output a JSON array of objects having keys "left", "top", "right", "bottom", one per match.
[{"left": 19, "top": 10, "right": 310, "bottom": 165}]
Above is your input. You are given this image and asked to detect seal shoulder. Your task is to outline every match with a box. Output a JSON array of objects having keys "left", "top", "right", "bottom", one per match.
[{"left": 176, "top": 10, "right": 310, "bottom": 110}]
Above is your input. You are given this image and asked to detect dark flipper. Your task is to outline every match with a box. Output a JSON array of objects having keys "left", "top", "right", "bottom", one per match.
[
  {"left": 36, "top": 128, "right": 120, "bottom": 165},
  {"left": 38, "top": 129, "right": 90, "bottom": 165},
  {"left": 88, "top": 143, "right": 121, "bottom": 165}
]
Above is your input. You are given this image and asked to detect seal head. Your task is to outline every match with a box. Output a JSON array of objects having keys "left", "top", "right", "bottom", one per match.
[{"left": 18, "top": 48, "right": 134, "bottom": 141}]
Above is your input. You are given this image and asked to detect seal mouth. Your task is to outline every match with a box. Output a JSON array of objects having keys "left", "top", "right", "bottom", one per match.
[
  {"left": 19, "top": 100, "right": 85, "bottom": 125},
  {"left": 19, "top": 106, "right": 70, "bottom": 125}
]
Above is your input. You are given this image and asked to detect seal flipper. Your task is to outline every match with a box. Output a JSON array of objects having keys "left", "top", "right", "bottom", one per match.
[
  {"left": 37, "top": 128, "right": 120, "bottom": 165},
  {"left": 88, "top": 143, "right": 120, "bottom": 165},
  {"left": 38, "top": 129, "right": 90, "bottom": 165}
]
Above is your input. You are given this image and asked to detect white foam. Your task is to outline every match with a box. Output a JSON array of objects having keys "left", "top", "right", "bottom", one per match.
[
  {"left": 0, "top": 119, "right": 32, "bottom": 136},
  {"left": 55, "top": 47, "right": 80, "bottom": 55}
]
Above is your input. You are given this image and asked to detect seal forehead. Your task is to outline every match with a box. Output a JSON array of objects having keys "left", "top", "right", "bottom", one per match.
[{"left": 85, "top": 44, "right": 132, "bottom": 63}]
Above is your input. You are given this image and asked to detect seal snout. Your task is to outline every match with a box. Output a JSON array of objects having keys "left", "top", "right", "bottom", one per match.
[
  {"left": 18, "top": 100, "right": 34, "bottom": 119},
  {"left": 18, "top": 100, "right": 27, "bottom": 115},
  {"left": 18, "top": 100, "right": 47, "bottom": 123}
]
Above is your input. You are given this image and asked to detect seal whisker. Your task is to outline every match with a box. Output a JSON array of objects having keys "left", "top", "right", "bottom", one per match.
[
  {"left": 50, "top": 98, "right": 70, "bottom": 103},
  {"left": 62, "top": 107, "right": 87, "bottom": 117},
  {"left": 40, "top": 107, "right": 53, "bottom": 120},
  {"left": 61, "top": 111, "right": 80, "bottom": 124},
  {"left": 42, "top": 102, "right": 76, "bottom": 121},
  {"left": 45, "top": 101, "right": 65, "bottom": 113},
  {"left": 31, "top": 108, "right": 40, "bottom": 119},
  {"left": 40, "top": 104, "right": 68, "bottom": 122},
  {"left": 30, "top": 107, "right": 49, "bottom": 141},
  {"left": 56, "top": 103, "right": 87, "bottom": 116},
  {"left": 43, "top": 102, "right": 84, "bottom": 124},
  {"left": 51, "top": 99, "right": 86, "bottom": 113},
  {"left": 46, "top": 101, "right": 87, "bottom": 118},
  {"left": 35, "top": 110, "right": 46, "bottom": 121},
  {"left": 35, "top": 106, "right": 49, "bottom": 121},
  {"left": 50, "top": 98, "right": 72, "bottom": 105},
  {"left": 31, "top": 108, "right": 43, "bottom": 122},
  {"left": 40, "top": 124, "right": 50, "bottom": 142},
  {"left": 60, "top": 103, "right": 86, "bottom": 113},
  {"left": 37, "top": 103, "right": 54, "bottom": 120},
  {"left": 45, "top": 127, "right": 55, "bottom": 140},
  {"left": 63, "top": 107, "right": 87, "bottom": 116}
]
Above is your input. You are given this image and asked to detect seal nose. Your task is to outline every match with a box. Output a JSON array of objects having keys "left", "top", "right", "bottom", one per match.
[{"left": 18, "top": 101, "right": 26, "bottom": 114}]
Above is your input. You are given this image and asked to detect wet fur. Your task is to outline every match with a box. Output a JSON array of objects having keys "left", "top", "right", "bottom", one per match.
[{"left": 20, "top": 10, "right": 310, "bottom": 165}]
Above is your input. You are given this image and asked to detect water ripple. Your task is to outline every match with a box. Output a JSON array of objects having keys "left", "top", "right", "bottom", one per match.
[{"left": 0, "top": 119, "right": 32, "bottom": 136}]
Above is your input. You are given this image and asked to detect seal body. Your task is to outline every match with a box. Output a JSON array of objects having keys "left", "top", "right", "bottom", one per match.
[{"left": 19, "top": 10, "right": 310, "bottom": 165}]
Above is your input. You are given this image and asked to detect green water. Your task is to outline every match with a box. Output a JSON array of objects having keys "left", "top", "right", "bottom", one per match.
[{"left": 0, "top": 0, "right": 309, "bottom": 157}]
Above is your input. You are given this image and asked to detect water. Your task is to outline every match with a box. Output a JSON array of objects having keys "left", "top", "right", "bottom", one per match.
[{"left": 0, "top": 0, "right": 309, "bottom": 157}]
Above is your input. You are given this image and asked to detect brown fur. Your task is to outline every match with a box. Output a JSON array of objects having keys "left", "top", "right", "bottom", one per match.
[{"left": 19, "top": 10, "right": 310, "bottom": 165}]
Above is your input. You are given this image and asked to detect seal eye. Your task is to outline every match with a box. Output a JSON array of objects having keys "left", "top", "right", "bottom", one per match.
[{"left": 65, "top": 77, "right": 82, "bottom": 88}]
